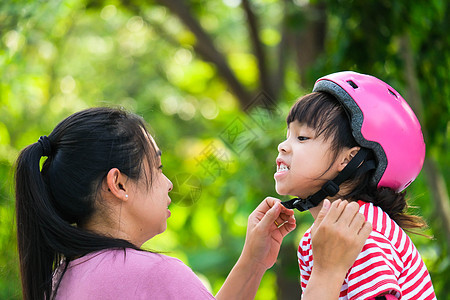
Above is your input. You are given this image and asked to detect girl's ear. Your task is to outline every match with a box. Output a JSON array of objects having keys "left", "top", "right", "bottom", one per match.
[
  {"left": 104, "top": 168, "right": 130, "bottom": 201},
  {"left": 338, "top": 147, "right": 361, "bottom": 172}
]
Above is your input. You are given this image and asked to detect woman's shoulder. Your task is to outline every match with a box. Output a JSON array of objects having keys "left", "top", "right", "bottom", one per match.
[
  {"left": 76, "top": 248, "right": 191, "bottom": 274},
  {"left": 110, "top": 249, "right": 215, "bottom": 298},
  {"left": 59, "top": 248, "right": 215, "bottom": 299},
  {"left": 122, "top": 248, "right": 192, "bottom": 272}
]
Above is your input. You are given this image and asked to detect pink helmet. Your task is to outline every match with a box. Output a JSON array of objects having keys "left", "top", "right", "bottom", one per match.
[{"left": 312, "top": 71, "right": 425, "bottom": 192}]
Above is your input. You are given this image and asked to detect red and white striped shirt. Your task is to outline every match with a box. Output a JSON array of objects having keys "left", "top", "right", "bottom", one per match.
[{"left": 298, "top": 201, "right": 436, "bottom": 300}]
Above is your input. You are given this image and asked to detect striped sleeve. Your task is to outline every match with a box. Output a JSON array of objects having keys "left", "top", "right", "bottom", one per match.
[
  {"left": 298, "top": 201, "right": 436, "bottom": 300},
  {"left": 346, "top": 232, "right": 402, "bottom": 299},
  {"left": 298, "top": 229, "right": 312, "bottom": 291}
]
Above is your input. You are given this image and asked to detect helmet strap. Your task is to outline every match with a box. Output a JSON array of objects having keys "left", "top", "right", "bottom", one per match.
[{"left": 281, "top": 148, "right": 376, "bottom": 212}]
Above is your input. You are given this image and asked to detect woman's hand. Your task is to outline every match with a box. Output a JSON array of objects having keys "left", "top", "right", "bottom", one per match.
[
  {"left": 241, "top": 197, "right": 296, "bottom": 270},
  {"left": 216, "top": 197, "right": 295, "bottom": 300},
  {"left": 302, "top": 199, "right": 372, "bottom": 300},
  {"left": 311, "top": 199, "right": 371, "bottom": 274}
]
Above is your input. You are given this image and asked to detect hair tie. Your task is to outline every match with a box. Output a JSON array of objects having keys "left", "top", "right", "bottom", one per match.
[{"left": 38, "top": 136, "right": 53, "bottom": 157}]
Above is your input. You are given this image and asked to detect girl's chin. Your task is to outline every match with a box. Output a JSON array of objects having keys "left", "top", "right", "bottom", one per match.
[
  {"left": 275, "top": 187, "right": 290, "bottom": 196},
  {"left": 275, "top": 184, "right": 309, "bottom": 198}
]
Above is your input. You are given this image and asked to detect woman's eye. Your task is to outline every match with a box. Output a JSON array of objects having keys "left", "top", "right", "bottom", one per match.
[
  {"left": 158, "top": 165, "right": 163, "bottom": 171},
  {"left": 297, "top": 136, "right": 309, "bottom": 141}
]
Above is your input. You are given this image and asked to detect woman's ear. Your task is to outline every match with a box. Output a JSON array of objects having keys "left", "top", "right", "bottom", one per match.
[
  {"left": 338, "top": 147, "right": 361, "bottom": 172},
  {"left": 105, "top": 168, "right": 130, "bottom": 201}
]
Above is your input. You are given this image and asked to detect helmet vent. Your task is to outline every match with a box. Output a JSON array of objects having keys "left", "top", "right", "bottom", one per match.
[
  {"left": 388, "top": 89, "right": 398, "bottom": 98},
  {"left": 346, "top": 80, "right": 358, "bottom": 89}
]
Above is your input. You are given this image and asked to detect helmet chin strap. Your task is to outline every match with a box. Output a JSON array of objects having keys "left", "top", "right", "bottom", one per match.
[{"left": 281, "top": 148, "right": 376, "bottom": 212}]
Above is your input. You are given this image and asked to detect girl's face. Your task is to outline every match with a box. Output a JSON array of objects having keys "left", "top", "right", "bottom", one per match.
[
  {"left": 127, "top": 140, "right": 173, "bottom": 245},
  {"left": 274, "top": 121, "right": 344, "bottom": 198}
]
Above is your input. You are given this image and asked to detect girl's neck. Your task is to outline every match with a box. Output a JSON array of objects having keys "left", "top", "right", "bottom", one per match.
[
  {"left": 309, "top": 201, "right": 323, "bottom": 220},
  {"left": 309, "top": 183, "right": 357, "bottom": 219},
  {"left": 309, "top": 195, "right": 351, "bottom": 220}
]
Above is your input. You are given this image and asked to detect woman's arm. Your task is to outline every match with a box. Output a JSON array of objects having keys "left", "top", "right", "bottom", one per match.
[
  {"left": 302, "top": 199, "right": 372, "bottom": 300},
  {"left": 216, "top": 198, "right": 371, "bottom": 300},
  {"left": 216, "top": 198, "right": 295, "bottom": 300}
]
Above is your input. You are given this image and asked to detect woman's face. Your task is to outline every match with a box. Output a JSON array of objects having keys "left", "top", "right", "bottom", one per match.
[{"left": 127, "top": 138, "right": 173, "bottom": 245}]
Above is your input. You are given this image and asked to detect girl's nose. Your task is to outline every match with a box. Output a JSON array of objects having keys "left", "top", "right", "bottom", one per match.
[{"left": 278, "top": 140, "right": 290, "bottom": 153}]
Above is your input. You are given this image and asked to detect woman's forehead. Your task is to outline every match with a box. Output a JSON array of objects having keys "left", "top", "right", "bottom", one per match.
[{"left": 145, "top": 130, "right": 161, "bottom": 155}]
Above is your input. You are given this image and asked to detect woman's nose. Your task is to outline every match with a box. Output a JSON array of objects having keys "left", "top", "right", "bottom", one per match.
[{"left": 165, "top": 175, "right": 173, "bottom": 192}]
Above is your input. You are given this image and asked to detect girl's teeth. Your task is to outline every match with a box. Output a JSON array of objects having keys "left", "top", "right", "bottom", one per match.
[{"left": 278, "top": 164, "right": 289, "bottom": 172}]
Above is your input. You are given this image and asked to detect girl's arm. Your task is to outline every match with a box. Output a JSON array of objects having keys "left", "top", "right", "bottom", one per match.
[{"left": 216, "top": 198, "right": 371, "bottom": 300}]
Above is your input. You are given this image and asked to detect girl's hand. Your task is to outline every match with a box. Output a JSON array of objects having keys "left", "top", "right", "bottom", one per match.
[{"left": 241, "top": 197, "right": 296, "bottom": 270}]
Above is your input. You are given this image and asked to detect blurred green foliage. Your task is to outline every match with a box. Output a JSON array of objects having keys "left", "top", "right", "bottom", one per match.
[{"left": 1, "top": 0, "right": 448, "bottom": 299}]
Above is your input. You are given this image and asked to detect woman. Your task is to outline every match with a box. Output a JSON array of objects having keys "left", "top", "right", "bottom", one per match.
[{"left": 15, "top": 107, "right": 371, "bottom": 299}]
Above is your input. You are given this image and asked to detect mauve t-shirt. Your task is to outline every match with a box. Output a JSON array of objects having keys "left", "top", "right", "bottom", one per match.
[{"left": 54, "top": 249, "right": 215, "bottom": 299}]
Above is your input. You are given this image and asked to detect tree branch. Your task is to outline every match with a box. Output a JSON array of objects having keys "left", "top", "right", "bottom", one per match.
[
  {"left": 155, "top": 0, "right": 253, "bottom": 109},
  {"left": 241, "top": 0, "right": 273, "bottom": 98},
  {"left": 291, "top": 2, "right": 326, "bottom": 88},
  {"left": 272, "top": 0, "right": 290, "bottom": 99}
]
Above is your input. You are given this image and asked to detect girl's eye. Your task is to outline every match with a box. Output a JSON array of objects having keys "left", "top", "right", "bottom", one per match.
[
  {"left": 158, "top": 165, "right": 163, "bottom": 170},
  {"left": 297, "top": 136, "right": 309, "bottom": 141}
]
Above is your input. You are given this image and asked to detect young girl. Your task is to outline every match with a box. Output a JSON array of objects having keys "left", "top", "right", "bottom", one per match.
[
  {"left": 275, "top": 71, "right": 436, "bottom": 299},
  {"left": 15, "top": 107, "right": 371, "bottom": 300}
]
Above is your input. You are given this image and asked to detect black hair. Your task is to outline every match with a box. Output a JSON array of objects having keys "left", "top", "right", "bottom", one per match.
[
  {"left": 287, "top": 92, "right": 427, "bottom": 233},
  {"left": 15, "top": 107, "right": 159, "bottom": 300},
  {"left": 287, "top": 92, "right": 358, "bottom": 157}
]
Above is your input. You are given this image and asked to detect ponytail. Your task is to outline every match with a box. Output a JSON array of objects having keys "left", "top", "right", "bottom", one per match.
[
  {"left": 345, "top": 172, "right": 428, "bottom": 236},
  {"left": 358, "top": 187, "right": 428, "bottom": 236},
  {"left": 15, "top": 108, "right": 156, "bottom": 299},
  {"left": 15, "top": 143, "right": 137, "bottom": 300},
  {"left": 16, "top": 142, "right": 56, "bottom": 300}
]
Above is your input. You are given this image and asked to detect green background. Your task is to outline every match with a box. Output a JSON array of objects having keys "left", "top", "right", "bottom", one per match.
[{"left": 1, "top": 0, "right": 449, "bottom": 299}]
